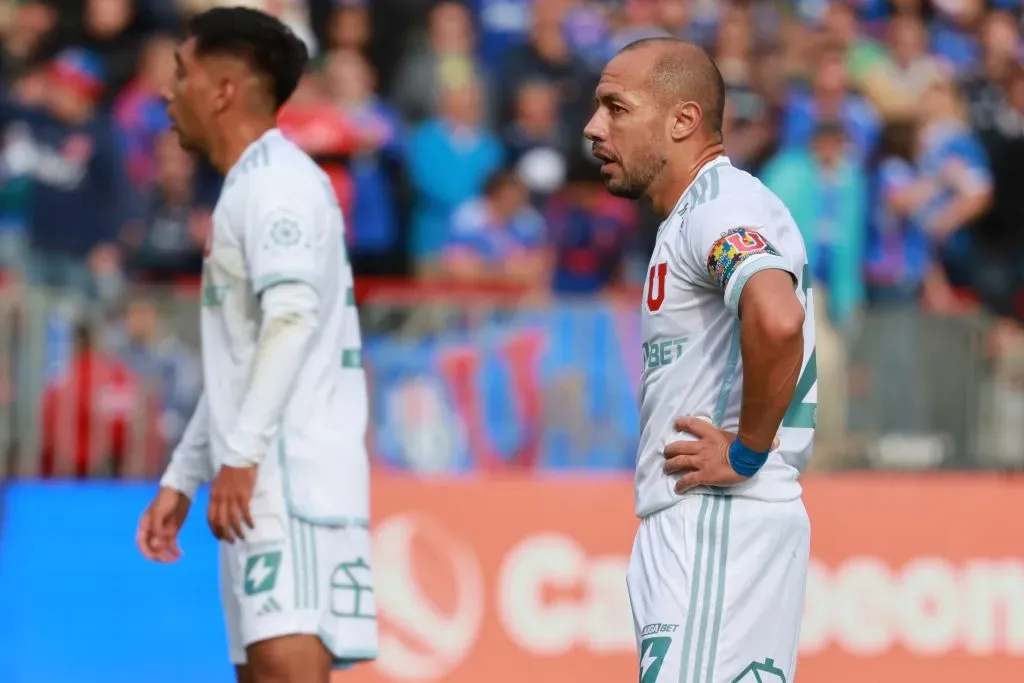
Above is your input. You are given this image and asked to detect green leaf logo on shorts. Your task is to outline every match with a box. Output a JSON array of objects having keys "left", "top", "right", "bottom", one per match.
[
  {"left": 639, "top": 636, "right": 671, "bottom": 682},
  {"left": 244, "top": 551, "right": 283, "bottom": 596}
]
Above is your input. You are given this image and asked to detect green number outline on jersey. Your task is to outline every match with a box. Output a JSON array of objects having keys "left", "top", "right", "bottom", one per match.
[
  {"left": 781, "top": 265, "right": 816, "bottom": 429},
  {"left": 341, "top": 286, "right": 362, "bottom": 368}
]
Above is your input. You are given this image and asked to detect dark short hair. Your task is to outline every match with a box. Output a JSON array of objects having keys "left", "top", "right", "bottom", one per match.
[{"left": 187, "top": 7, "right": 309, "bottom": 110}]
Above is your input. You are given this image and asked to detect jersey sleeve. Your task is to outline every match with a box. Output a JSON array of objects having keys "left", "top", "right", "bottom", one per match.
[
  {"left": 945, "top": 134, "right": 992, "bottom": 194},
  {"left": 244, "top": 170, "right": 326, "bottom": 295},
  {"left": 682, "top": 206, "right": 797, "bottom": 316}
]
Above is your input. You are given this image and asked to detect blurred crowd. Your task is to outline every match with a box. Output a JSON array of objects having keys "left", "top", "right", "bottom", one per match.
[{"left": 0, "top": 0, "right": 1022, "bottom": 475}]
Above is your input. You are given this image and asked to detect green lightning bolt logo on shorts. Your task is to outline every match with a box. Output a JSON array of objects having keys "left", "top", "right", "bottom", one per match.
[
  {"left": 244, "top": 551, "right": 283, "bottom": 596},
  {"left": 638, "top": 623, "right": 678, "bottom": 682}
]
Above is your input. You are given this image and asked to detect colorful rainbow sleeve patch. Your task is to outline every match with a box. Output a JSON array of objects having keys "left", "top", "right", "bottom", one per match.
[{"left": 706, "top": 227, "right": 780, "bottom": 290}]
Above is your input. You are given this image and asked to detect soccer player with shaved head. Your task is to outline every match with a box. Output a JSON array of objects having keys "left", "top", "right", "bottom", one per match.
[{"left": 585, "top": 38, "right": 815, "bottom": 682}]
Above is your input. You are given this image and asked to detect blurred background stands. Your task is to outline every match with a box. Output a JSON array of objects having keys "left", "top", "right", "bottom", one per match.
[{"left": 0, "top": 0, "right": 1022, "bottom": 479}]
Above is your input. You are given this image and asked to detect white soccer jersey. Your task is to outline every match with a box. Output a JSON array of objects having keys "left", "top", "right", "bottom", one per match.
[
  {"left": 635, "top": 156, "right": 816, "bottom": 518},
  {"left": 201, "top": 128, "right": 368, "bottom": 525}
]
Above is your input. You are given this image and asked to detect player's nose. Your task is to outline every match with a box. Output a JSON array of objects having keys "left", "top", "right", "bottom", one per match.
[{"left": 583, "top": 111, "right": 607, "bottom": 142}]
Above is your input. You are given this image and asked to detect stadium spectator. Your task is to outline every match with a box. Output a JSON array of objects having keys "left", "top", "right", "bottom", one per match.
[
  {"left": 325, "top": 48, "right": 406, "bottom": 273},
  {"left": 912, "top": 78, "right": 992, "bottom": 313},
  {"left": 327, "top": 0, "right": 371, "bottom": 54},
  {"left": 4, "top": 49, "right": 134, "bottom": 302},
  {"left": 390, "top": 1, "right": 489, "bottom": 126},
  {"left": 780, "top": 41, "right": 881, "bottom": 163},
  {"left": 763, "top": 118, "right": 867, "bottom": 329},
  {"left": 109, "top": 297, "right": 201, "bottom": 451},
  {"left": 864, "top": 123, "right": 931, "bottom": 306},
  {"left": 407, "top": 76, "right": 502, "bottom": 273},
  {"left": 0, "top": 67, "right": 46, "bottom": 272},
  {"left": 544, "top": 158, "right": 638, "bottom": 295},
  {"left": 964, "top": 10, "right": 1021, "bottom": 134},
  {"left": 78, "top": 0, "right": 153, "bottom": 102},
  {"left": 715, "top": 8, "right": 777, "bottom": 173},
  {"left": 41, "top": 322, "right": 161, "bottom": 478},
  {"left": 113, "top": 33, "right": 174, "bottom": 188},
  {"left": 476, "top": 0, "right": 534, "bottom": 69},
  {"left": 277, "top": 67, "right": 357, "bottom": 218},
  {"left": 122, "top": 131, "right": 207, "bottom": 280},
  {"left": 0, "top": 0, "right": 57, "bottom": 85},
  {"left": 970, "top": 64, "right": 1024, "bottom": 322},
  {"left": 562, "top": 0, "right": 612, "bottom": 72},
  {"left": 821, "top": 0, "right": 911, "bottom": 122},
  {"left": 602, "top": 0, "right": 671, "bottom": 61},
  {"left": 505, "top": 79, "right": 570, "bottom": 206},
  {"left": 929, "top": 0, "right": 987, "bottom": 81},
  {"left": 495, "top": 0, "right": 591, "bottom": 130},
  {"left": 441, "top": 169, "right": 548, "bottom": 288},
  {"left": 653, "top": 0, "right": 697, "bottom": 42},
  {"left": 886, "top": 13, "right": 946, "bottom": 116}
]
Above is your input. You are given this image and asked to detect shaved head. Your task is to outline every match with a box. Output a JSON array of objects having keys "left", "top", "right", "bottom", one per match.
[{"left": 621, "top": 37, "right": 726, "bottom": 136}]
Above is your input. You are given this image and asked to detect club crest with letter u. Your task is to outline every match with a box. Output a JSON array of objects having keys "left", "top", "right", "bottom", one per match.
[{"left": 646, "top": 261, "right": 668, "bottom": 312}]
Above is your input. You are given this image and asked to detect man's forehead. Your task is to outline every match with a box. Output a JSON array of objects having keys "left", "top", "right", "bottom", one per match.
[{"left": 597, "top": 51, "right": 651, "bottom": 96}]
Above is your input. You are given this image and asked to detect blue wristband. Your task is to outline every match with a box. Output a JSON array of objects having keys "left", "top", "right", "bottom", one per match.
[{"left": 728, "top": 440, "right": 770, "bottom": 477}]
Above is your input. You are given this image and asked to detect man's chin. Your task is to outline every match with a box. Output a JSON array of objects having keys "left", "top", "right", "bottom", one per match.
[{"left": 604, "top": 178, "right": 645, "bottom": 200}]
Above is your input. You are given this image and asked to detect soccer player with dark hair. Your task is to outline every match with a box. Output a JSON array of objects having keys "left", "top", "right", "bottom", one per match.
[
  {"left": 585, "top": 38, "right": 815, "bottom": 682},
  {"left": 135, "top": 8, "right": 376, "bottom": 682}
]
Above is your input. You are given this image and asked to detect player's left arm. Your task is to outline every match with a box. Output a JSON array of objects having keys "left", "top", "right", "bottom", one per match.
[
  {"left": 733, "top": 269, "right": 804, "bottom": 457},
  {"left": 208, "top": 179, "right": 324, "bottom": 542},
  {"left": 665, "top": 222, "right": 804, "bottom": 489},
  {"left": 708, "top": 224, "right": 804, "bottom": 473}
]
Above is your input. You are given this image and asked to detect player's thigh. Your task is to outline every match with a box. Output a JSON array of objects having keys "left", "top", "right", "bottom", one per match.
[
  {"left": 235, "top": 665, "right": 255, "bottom": 683},
  {"left": 246, "top": 633, "right": 332, "bottom": 683},
  {"left": 627, "top": 496, "right": 708, "bottom": 683},
  {"left": 712, "top": 497, "right": 810, "bottom": 683},
  {"left": 220, "top": 479, "right": 309, "bottom": 667}
]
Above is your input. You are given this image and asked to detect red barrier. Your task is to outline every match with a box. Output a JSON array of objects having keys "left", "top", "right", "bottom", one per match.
[{"left": 336, "top": 473, "right": 1024, "bottom": 683}]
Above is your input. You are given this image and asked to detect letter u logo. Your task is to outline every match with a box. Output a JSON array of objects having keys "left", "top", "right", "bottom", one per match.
[
  {"left": 646, "top": 262, "right": 667, "bottom": 312},
  {"left": 726, "top": 230, "right": 767, "bottom": 253}
]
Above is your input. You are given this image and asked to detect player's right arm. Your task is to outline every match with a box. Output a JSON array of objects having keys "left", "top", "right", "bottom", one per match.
[
  {"left": 137, "top": 394, "right": 212, "bottom": 563},
  {"left": 159, "top": 392, "right": 214, "bottom": 498}
]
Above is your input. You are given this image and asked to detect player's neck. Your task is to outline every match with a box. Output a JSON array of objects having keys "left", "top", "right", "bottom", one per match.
[
  {"left": 648, "top": 142, "right": 726, "bottom": 220},
  {"left": 208, "top": 116, "right": 278, "bottom": 175}
]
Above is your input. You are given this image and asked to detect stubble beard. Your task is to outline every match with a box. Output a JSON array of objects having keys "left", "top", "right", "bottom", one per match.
[{"left": 603, "top": 150, "right": 667, "bottom": 201}]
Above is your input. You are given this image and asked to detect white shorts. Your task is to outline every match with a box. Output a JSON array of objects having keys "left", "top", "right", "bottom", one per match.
[
  {"left": 219, "top": 462, "right": 378, "bottom": 666},
  {"left": 627, "top": 494, "right": 810, "bottom": 683}
]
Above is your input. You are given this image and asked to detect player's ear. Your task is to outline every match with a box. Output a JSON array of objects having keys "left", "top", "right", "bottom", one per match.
[
  {"left": 670, "top": 101, "right": 702, "bottom": 142},
  {"left": 213, "top": 77, "right": 236, "bottom": 114}
]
